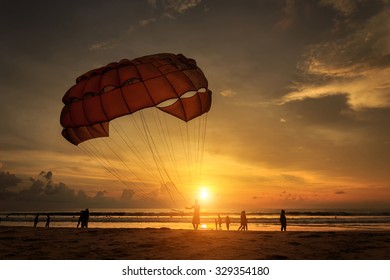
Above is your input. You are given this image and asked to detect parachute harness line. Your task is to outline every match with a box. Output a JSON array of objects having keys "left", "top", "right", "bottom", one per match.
[{"left": 61, "top": 53, "right": 211, "bottom": 207}]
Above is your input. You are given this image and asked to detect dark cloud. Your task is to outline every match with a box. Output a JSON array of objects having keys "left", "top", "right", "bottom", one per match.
[
  {"left": 39, "top": 170, "right": 53, "bottom": 181},
  {"left": 0, "top": 170, "right": 160, "bottom": 211},
  {"left": 0, "top": 171, "right": 21, "bottom": 193},
  {"left": 335, "top": 190, "right": 346, "bottom": 195}
]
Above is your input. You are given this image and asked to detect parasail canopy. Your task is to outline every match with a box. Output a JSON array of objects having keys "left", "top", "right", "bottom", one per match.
[{"left": 60, "top": 53, "right": 212, "bottom": 145}]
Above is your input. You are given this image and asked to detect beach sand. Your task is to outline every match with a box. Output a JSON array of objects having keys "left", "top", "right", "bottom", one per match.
[{"left": 0, "top": 226, "right": 389, "bottom": 260}]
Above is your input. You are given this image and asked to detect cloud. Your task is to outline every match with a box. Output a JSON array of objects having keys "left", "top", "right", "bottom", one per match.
[
  {"left": 139, "top": 18, "right": 157, "bottom": 26},
  {"left": 89, "top": 41, "right": 119, "bottom": 51},
  {"left": 275, "top": 0, "right": 296, "bottom": 30},
  {"left": 335, "top": 190, "right": 346, "bottom": 194},
  {"left": 220, "top": 89, "right": 238, "bottom": 98},
  {"left": 279, "top": 190, "right": 305, "bottom": 202},
  {"left": 120, "top": 189, "right": 135, "bottom": 200},
  {"left": 39, "top": 170, "right": 52, "bottom": 181},
  {"left": 160, "top": 0, "right": 202, "bottom": 14},
  {"left": 88, "top": 1, "right": 203, "bottom": 52},
  {"left": 319, "top": 0, "right": 358, "bottom": 16},
  {"left": 0, "top": 170, "right": 160, "bottom": 210},
  {"left": 0, "top": 171, "right": 21, "bottom": 192},
  {"left": 280, "top": 5, "right": 390, "bottom": 110},
  {"left": 146, "top": 0, "right": 203, "bottom": 19},
  {"left": 281, "top": 174, "right": 307, "bottom": 184}
]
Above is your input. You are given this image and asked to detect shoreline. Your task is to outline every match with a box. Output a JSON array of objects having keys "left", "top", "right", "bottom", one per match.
[{"left": 1, "top": 226, "right": 389, "bottom": 260}]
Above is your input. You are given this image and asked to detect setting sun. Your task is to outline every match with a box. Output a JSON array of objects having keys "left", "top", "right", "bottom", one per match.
[{"left": 199, "top": 187, "right": 210, "bottom": 201}]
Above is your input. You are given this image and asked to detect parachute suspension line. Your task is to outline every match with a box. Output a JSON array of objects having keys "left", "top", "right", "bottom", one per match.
[
  {"left": 100, "top": 137, "right": 147, "bottom": 187},
  {"left": 193, "top": 115, "right": 200, "bottom": 190},
  {"left": 84, "top": 140, "right": 133, "bottom": 185},
  {"left": 185, "top": 120, "right": 195, "bottom": 191},
  {"left": 191, "top": 113, "right": 204, "bottom": 191},
  {"left": 79, "top": 142, "right": 156, "bottom": 202},
  {"left": 110, "top": 121, "right": 160, "bottom": 183},
  {"left": 138, "top": 110, "right": 178, "bottom": 203},
  {"left": 125, "top": 112, "right": 173, "bottom": 195},
  {"left": 194, "top": 114, "right": 201, "bottom": 189},
  {"left": 198, "top": 113, "right": 208, "bottom": 188},
  {"left": 81, "top": 142, "right": 168, "bottom": 207},
  {"left": 153, "top": 110, "right": 186, "bottom": 200},
  {"left": 79, "top": 144, "right": 131, "bottom": 189},
  {"left": 87, "top": 133, "right": 159, "bottom": 200},
  {"left": 181, "top": 112, "right": 208, "bottom": 197},
  {"left": 177, "top": 117, "right": 191, "bottom": 192}
]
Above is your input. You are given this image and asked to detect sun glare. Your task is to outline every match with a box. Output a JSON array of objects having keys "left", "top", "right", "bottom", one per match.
[{"left": 199, "top": 187, "right": 209, "bottom": 201}]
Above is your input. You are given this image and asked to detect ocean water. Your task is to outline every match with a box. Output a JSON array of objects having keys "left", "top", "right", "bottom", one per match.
[{"left": 1, "top": 209, "right": 390, "bottom": 231}]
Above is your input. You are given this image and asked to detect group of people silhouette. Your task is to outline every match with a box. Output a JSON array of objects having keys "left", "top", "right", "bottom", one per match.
[
  {"left": 32, "top": 208, "right": 90, "bottom": 228},
  {"left": 214, "top": 214, "right": 231, "bottom": 230},
  {"left": 187, "top": 200, "right": 287, "bottom": 231},
  {"left": 33, "top": 214, "right": 51, "bottom": 228},
  {"left": 30, "top": 203, "right": 287, "bottom": 231}
]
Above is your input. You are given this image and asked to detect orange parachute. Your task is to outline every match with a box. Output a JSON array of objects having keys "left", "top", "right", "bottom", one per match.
[{"left": 60, "top": 53, "right": 212, "bottom": 145}]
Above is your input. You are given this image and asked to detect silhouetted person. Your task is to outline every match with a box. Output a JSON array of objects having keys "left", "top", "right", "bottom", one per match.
[
  {"left": 45, "top": 214, "right": 51, "bottom": 228},
  {"left": 218, "top": 214, "right": 222, "bottom": 230},
  {"left": 82, "top": 208, "right": 90, "bottom": 228},
  {"left": 33, "top": 214, "right": 39, "bottom": 227},
  {"left": 225, "top": 215, "right": 231, "bottom": 230},
  {"left": 214, "top": 218, "right": 218, "bottom": 230},
  {"left": 77, "top": 208, "right": 90, "bottom": 228},
  {"left": 186, "top": 199, "right": 200, "bottom": 230},
  {"left": 238, "top": 210, "right": 248, "bottom": 230},
  {"left": 280, "top": 209, "right": 287, "bottom": 231}
]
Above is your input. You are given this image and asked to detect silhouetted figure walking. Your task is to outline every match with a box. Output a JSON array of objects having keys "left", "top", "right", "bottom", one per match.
[
  {"left": 33, "top": 214, "right": 39, "bottom": 227},
  {"left": 238, "top": 210, "right": 248, "bottom": 230},
  {"left": 45, "top": 214, "right": 51, "bottom": 228},
  {"left": 280, "top": 209, "right": 287, "bottom": 231},
  {"left": 225, "top": 215, "right": 231, "bottom": 230},
  {"left": 218, "top": 214, "right": 222, "bottom": 230},
  {"left": 186, "top": 199, "right": 200, "bottom": 230}
]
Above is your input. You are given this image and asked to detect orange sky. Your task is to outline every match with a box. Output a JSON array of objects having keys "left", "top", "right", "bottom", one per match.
[{"left": 1, "top": 0, "right": 390, "bottom": 210}]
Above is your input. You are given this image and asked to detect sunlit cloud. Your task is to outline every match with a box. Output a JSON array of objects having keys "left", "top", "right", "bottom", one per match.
[
  {"left": 147, "top": 0, "right": 203, "bottom": 19},
  {"left": 89, "top": 41, "right": 118, "bottom": 51},
  {"left": 220, "top": 88, "right": 237, "bottom": 98},
  {"left": 280, "top": 6, "right": 390, "bottom": 110},
  {"left": 162, "top": 0, "right": 202, "bottom": 14}
]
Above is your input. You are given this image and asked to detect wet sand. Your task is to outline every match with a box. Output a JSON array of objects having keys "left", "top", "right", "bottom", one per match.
[{"left": 0, "top": 226, "right": 389, "bottom": 259}]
